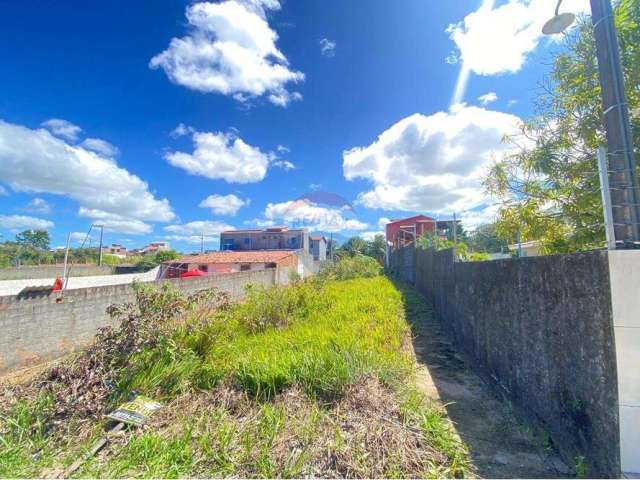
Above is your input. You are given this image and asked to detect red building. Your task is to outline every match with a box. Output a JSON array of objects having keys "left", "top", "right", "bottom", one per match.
[{"left": 385, "top": 215, "right": 451, "bottom": 249}]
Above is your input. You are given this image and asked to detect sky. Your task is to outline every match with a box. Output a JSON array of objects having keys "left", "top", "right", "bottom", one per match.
[{"left": 0, "top": 0, "right": 591, "bottom": 251}]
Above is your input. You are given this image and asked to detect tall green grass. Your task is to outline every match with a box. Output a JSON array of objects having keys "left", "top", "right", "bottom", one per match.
[
  {"left": 119, "top": 276, "right": 412, "bottom": 402},
  {"left": 1, "top": 274, "right": 468, "bottom": 478}
]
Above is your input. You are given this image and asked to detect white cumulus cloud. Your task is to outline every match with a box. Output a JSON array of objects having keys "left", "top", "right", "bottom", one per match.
[
  {"left": 80, "top": 138, "right": 119, "bottom": 157},
  {"left": 163, "top": 220, "right": 234, "bottom": 244},
  {"left": 165, "top": 129, "right": 273, "bottom": 183},
  {"left": 199, "top": 193, "right": 249, "bottom": 216},
  {"left": 78, "top": 208, "right": 153, "bottom": 235},
  {"left": 263, "top": 199, "right": 367, "bottom": 233},
  {"left": 319, "top": 38, "right": 336, "bottom": 57},
  {"left": 447, "top": 0, "right": 589, "bottom": 76},
  {"left": 477, "top": 92, "right": 498, "bottom": 105},
  {"left": 40, "top": 118, "right": 82, "bottom": 141},
  {"left": 25, "top": 197, "right": 52, "bottom": 215},
  {"left": 343, "top": 104, "right": 522, "bottom": 215},
  {"left": 0, "top": 119, "right": 175, "bottom": 234},
  {"left": 0, "top": 214, "right": 54, "bottom": 231},
  {"left": 150, "top": 0, "right": 304, "bottom": 107}
]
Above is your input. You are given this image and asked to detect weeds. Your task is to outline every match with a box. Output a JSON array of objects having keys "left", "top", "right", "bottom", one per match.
[
  {"left": 0, "top": 273, "right": 468, "bottom": 478},
  {"left": 319, "top": 254, "right": 382, "bottom": 280}
]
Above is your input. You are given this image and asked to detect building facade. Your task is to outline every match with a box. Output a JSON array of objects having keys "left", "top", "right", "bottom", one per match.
[
  {"left": 309, "top": 235, "right": 327, "bottom": 261},
  {"left": 220, "top": 227, "right": 309, "bottom": 252},
  {"left": 385, "top": 215, "right": 454, "bottom": 249},
  {"left": 160, "top": 250, "right": 299, "bottom": 278}
]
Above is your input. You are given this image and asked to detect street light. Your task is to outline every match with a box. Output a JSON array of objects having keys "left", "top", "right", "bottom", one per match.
[
  {"left": 542, "top": 0, "right": 640, "bottom": 247},
  {"left": 542, "top": 0, "right": 575, "bottom": 35}
]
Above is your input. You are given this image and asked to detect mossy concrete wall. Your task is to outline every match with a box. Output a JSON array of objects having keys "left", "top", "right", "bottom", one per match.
[{"left": 389, "top": 246, "right": 620, "bottom": 477}]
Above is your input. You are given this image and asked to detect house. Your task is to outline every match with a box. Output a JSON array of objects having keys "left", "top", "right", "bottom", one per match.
[
  {"left": 141, "top": 242, "right": 170, "bottom": 255},
  {"left": 385, "top": 215, "right": 454, "bottom": 249},
  {"left": 160, "top": 250, "right": 300, "bottom": 278},
  {"left": 508, "top": 240, "right": 541, "bottom": 257},
  {"left": 101, "top": 244, "right": 127, "bottom": 258},
  {"left": 309, "top": 235, "right": 327, "bottom": 261},
  {"left": 220, "top": 227, "right": 309, "bottom": 252}
]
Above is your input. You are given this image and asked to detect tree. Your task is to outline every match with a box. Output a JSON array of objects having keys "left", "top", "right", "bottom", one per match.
[
  {"left": 340, "top": 237, "right": 368, "bottom": 257},
  {"left": 155, "top": 249, "right": 179, "bottom": 263},
  {"left": 15, "top": 229, "right": 50, "bottom": 250},
  {"left": 364, "top": 234, "right": 386, "bottom": 264},
  {"left": 467, "top": 223, "right": 508, "bottom": 253},
  {"left": 485, "top": 0, "right": 640, "bottom": 253},
  {"left": 135, "top": 249, "right": 180, "bottom": 271}
]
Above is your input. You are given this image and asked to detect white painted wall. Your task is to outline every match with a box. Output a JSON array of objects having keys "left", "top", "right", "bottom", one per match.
[
  {"left": 608, "top": 250, "right": 640, "bottom": 475},
  {"left": 0, "top": 267, "right": 160, "bottom": 297}
]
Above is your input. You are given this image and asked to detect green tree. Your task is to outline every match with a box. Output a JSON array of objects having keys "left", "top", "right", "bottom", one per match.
[
  {"left": 15, "top": 230, "right": 50, "bottom": 250},
  {"left": 485, "top": 0, "right": 640, "bottom": 253},
  {"left": 467, "top": 223, "right": 508, "bottom": 253},
  {"left": 339, "top": 237, "right": 368, "bottom": 257},
  {"left": 155, "top": 249, "right": 180, "bottom": 263},
  {"left": 364, "top": 234, "right": 387, "bottom": 264}
]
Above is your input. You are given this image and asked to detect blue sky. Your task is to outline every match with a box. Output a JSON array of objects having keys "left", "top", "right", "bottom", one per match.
[{"left": 0, "top": 0, "right": 590, "bottom": 251}]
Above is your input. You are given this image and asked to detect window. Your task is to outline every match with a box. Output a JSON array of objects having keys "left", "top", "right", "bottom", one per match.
[
  {"left": 198, "top": 265, "right": 208, "bottom": 272},
  {"left": 265, "top": 262, "right": 277, "bottom": 269},
  {"left": 240, "top": 263, "right": 251, "bottom": 271},
  {"left": 244, "top": 237, "right": 251, "bottom": 247}
]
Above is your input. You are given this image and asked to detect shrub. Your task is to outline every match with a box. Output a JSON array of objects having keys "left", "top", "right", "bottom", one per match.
[{"left": 319, "top": 255, "right": 382, "bottom": 280}]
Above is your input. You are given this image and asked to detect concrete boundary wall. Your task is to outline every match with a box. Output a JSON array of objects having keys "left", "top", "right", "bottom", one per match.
[
  {"left": 0, "top": 264, "right": 115, "bottom": 280},
  {"left": 0, "top": 268, "right": 291, "bottom": 375},
  {"left": 389, "top": 247, "right": 621, "bottom": 477}
]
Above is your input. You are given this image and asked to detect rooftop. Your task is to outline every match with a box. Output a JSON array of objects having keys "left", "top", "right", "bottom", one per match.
[
  {"left": 167, "top": 250, "right": 297, "bottom": 264},
  {"left": 221, "top": 226, "right": 307, "bottom": 234}
]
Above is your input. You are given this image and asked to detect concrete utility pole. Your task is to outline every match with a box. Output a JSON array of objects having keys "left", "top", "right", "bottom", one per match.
[
  {"left": 95, "top": 224, "right": 104, "bottom": 266},
  {"left": 590, "top": 0, "right": 640, "bottom": 246},
  {"left": 452, "top": 213, "right": 458, "bottom": 244},
  {"left": 62, "top": 232, "right": 71, "bottom": 290},
  {"left": 597, "top": 146, "right": 617, "bottom": 249},
  {"left": 201, "top": 232, "right": 204, "bottom": 254}
]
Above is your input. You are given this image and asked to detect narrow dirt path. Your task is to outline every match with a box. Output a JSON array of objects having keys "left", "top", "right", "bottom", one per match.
[{"left": 400, "top": 284, "right": 572, "bottom": 478}]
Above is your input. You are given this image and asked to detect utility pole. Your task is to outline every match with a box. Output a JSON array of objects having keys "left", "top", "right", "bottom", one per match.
[
  {"left": 62, "top": 232, "right": 71, "bottom": 290},
  {"left": 590, "top": 0, "right": 640, "bottom": 247},
  {"left": 597, "top": 146, "right": 617, "bottom": 249},
  {"left": 95, "top": 224, "right": 104, "bottom": 266},
  {"left": 452, "top": 213, "right": 458, "bottom": 244},
  {"left": 329, "top": 232, "right": 334, "bottom": 262},
  {"left": 201, "top": 232, "right": 204, "bottom": 254}
]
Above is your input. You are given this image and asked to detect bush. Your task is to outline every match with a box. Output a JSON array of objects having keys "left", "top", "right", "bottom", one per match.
[{"left": 318, "top": 255, "right": 382, "bottom": 280}]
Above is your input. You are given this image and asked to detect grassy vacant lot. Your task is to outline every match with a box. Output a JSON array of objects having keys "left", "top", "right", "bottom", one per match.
[{"left": 0, "top": 265, "right": 468, "bottom": 478}]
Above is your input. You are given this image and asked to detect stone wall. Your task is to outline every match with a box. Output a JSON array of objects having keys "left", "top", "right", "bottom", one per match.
[
  {"left": 0, "top": 264, "right": 115, "bottom": 280},
  {"left": 389, "top": 246, "right": 620, "bottom": 477},
  {"left": 0, "top": 268, "right": 286, "bottom": 374}
]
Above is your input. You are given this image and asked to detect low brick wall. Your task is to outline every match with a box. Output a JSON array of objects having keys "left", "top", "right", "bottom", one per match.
[
  {"left": 389, "top": 246, "right": 620, "bottom": 477},
  {"left": 0, "top": 264, "right": 115, "bottom": 280},
  {"left": 0, "top": 268, "right": 286, "bottom": 374}
]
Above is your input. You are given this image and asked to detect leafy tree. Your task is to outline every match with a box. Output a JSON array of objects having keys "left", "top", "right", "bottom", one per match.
[
  {"left": 339, "top": 237, "right": 368, "bottom": 257},
  {"left": 416, "top": 232, "right": 490, "bottom": 262},
  {"left": 467, "top": 223, "right": 508, "bottom": 253},
  {"left": 135, "top": 250, "right": 180, "bottom": 271},
  {"left": 364, "top": 234, "right": 387, "bottom": 264},
  {"left": 485, "top": 0, "right": 640, "bottom": 253},
  {"left": 155, "top": 249, "right": 179, "bottom": 263},
  {"left": 15, "top": 230, "right": 50, "bottom": 250}
]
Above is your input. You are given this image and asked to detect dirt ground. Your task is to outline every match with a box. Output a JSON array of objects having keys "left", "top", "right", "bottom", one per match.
[{"left": 406, "top": 291, "right": 573, "bottom": 479}]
